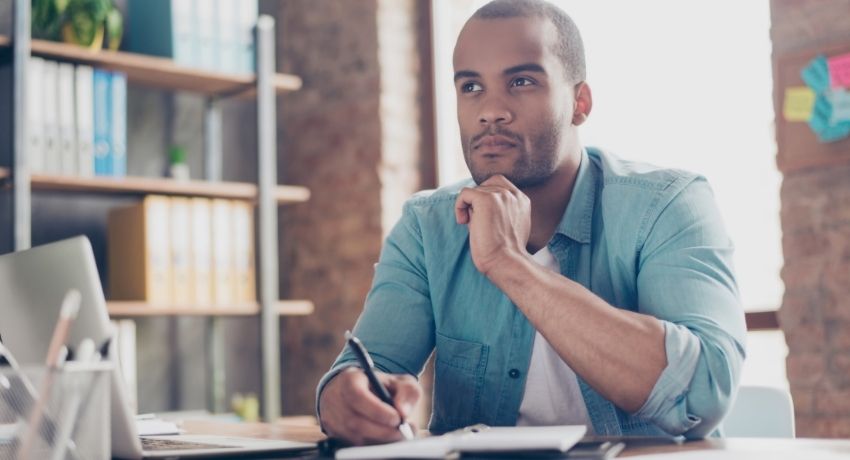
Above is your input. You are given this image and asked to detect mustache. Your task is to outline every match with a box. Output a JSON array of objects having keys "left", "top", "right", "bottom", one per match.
[{"left": 470, "top": 126, "right": 523, "bottom": 148}]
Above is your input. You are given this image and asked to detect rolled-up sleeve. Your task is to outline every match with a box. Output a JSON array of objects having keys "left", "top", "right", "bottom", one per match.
[
  {"left": 632, "top": 177, "right": 747, "bottom": 438},
  {"left": 315, "top": 202, "right": 436, "bottom": 421}
]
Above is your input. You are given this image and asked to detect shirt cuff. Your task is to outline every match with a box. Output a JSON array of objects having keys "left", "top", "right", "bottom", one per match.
[
  {"left": 634, "top": 321, "right": 702, "bottom": 435},
  {"left": 315, "top": 361, "right": 360, "bottom": 431}
]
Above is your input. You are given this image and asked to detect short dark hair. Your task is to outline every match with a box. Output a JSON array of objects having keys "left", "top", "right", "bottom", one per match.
[{"left": 471, "top": 0, "right": 586, "bottom": 83}]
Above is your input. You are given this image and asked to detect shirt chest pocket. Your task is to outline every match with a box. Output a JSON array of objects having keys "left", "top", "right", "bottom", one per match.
[{"left": 432, "top": 333, "right": 489, "bottom": 432}]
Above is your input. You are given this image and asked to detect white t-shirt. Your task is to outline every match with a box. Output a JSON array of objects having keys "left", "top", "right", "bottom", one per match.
[{"left": 516, "top": 247, "right": 593, "bottom": 433}]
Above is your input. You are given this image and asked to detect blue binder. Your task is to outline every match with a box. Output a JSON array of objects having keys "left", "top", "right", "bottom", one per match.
[
  {"left": 92, "top": 69, "right": 111, "bottom": 177},
  {"left": 111, "top": 72, "right": 127, "bottom": 177}
]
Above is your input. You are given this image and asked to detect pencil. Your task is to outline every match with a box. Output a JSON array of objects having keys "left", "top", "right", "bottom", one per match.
[{"left": 18, "top": 290, "right": 82, "bottom": 459}]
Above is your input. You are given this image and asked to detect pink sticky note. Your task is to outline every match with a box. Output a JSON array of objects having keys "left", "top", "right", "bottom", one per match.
[{"left": 828, "top": 53, "right": 850, "bottom": 88}]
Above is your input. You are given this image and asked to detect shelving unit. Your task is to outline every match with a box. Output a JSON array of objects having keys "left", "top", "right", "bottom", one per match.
[
  {"left": 2, "top": 1, "right": 302, "bottom": 421},
  {"left": 0, "top": 35, "right": 302, "bottom": 97},
  {"left": 107, "top": 300, "right": 315, "bottom": 317},
  {"left": 0, "top": 168, "right": 310, "bottom": 203}
]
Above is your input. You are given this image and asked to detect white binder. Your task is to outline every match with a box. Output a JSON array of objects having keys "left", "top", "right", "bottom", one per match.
[
  {"left": 57, "top": 62, "right": 77, "bottom": 175},
  {"left": 75, "top": 65, "right": 95, "bottom": 177},
  {"left": 27, "top": 57, "right": 45, "bottom": 174},
  {"left": 42, "top": 60, "right": 61, "bottom": 174}
]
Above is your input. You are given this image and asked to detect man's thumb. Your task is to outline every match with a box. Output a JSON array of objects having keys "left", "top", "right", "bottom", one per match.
[{"left": 388, "top": 378, "right": 420, "bottom": 417}]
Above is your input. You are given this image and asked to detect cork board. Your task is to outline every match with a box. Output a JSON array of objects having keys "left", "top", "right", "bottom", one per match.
[{"left": 775, "top": 42, "right": 850, "bottom": 174}]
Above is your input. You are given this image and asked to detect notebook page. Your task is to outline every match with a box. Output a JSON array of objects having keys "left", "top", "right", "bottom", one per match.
[{"left": 336, "top": 425, "right": 586, "bottom": 459}]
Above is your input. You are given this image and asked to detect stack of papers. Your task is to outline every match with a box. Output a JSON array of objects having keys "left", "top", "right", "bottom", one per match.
[{"left": 135, "top": 416, "right": 182, "bottom": 436}]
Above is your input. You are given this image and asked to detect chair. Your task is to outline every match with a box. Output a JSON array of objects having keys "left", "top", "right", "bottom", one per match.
[{"left": 722, "top": 385, "right": 795, "bottom": 438}]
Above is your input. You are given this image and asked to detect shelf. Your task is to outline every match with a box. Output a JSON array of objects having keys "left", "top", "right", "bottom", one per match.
[
  {"left": 745, "top": 310, "right": 780, "bottom": 331},
  {"left": 107, "top": 300, "right": 314, "bottom": 317},
  {"left": 0, "top": 36, "right": 302, "bottom": 97},
  {"left": 1, "top": 170, "right": 309, "bottom": 204}
]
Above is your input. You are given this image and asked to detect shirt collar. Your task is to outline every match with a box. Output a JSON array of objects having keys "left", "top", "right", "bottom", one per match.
[{"left": 554, "top": 148, "right": 596, "bottom": 244}]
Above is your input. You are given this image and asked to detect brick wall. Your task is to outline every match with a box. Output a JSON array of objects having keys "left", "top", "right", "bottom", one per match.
[
  {"left": 273, "top": 0, "right": 433, "bottom": 416},
  {"left": 772, "top": 0, "right": 850, "bottom": 438}
]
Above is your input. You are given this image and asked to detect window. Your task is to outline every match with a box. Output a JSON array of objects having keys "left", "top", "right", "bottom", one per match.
[{"left": 433, "top": 0, "right": 787, "bottom": 388}]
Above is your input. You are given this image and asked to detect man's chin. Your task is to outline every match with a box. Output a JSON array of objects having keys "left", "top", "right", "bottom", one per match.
[{"left": 471, "top": 170, "right": 550, "bottom": 188}]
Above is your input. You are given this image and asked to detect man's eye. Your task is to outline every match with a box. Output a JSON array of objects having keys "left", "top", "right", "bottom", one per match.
[
  {"left": 461, "top": 82, "right": 483, "bottom": 93},
  {"left": 511, "top": 77, "right": 535, "bottom": 87}
]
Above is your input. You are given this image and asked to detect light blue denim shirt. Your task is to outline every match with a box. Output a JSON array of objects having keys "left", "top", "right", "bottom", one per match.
[{"left": 318, "top": 147, "right": 746, "bottom": 438}]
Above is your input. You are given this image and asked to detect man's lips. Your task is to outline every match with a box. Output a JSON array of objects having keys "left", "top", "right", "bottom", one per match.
[{"left": 473, "top": 135, "right": 517, "bottom": 153}]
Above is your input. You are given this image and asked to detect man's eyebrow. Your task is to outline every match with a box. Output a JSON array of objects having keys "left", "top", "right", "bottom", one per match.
[
  {"left": 503, "top": 63, "right": 546, "bottom": 76},
  {"left": 453, "top": 64, "right": 546, "bottom": 82},
  {"left": 454, "top": 70, "right": 480, "bottom": 82}
]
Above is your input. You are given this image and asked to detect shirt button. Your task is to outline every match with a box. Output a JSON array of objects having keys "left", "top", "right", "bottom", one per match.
[{"left": 508, "top": 369, "right": 521, "bottom": 379}]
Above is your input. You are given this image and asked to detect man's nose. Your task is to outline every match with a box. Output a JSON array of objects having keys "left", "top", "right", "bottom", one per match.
[{"left": 478, "top": 97, "right": 513, "bottom": 125}]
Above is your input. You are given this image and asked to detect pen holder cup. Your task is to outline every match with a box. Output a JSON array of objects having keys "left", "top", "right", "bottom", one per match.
[{"left": 0, "top": 362, "right": 112, "bottom": 460}]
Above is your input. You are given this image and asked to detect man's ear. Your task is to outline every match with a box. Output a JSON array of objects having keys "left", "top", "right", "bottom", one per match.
[{"left": 572, "top": 82, "right": 593, "bottom": 126}]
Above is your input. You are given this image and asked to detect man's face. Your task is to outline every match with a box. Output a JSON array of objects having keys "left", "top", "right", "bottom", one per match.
[{"left": 453, "top": 17, "right": 575, "bottom": 187}]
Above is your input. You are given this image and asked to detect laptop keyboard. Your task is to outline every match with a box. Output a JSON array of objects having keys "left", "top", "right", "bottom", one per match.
[{"left": 142, "top": 437, "right": 238, "bottom": 451}]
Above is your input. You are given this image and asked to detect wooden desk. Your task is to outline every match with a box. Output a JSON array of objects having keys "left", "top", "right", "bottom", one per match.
[
  {"left": 619, "top": 436, "right": 850, "bottom": 457},
  {"left": 182, "top": 420, "right": 850, "bottom": 458},
  {"left": 182, "top": 418, "right": 326, "bottom": 443}
]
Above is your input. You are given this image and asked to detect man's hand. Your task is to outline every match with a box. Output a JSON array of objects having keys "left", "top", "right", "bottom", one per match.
[
  {"left": 319, "top": 367, "right": 422, "bottom": 446},
  {"left": 455, "top": 175, "right": 532, "bottom": 277}
]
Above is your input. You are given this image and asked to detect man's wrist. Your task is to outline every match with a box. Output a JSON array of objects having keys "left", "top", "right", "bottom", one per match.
[
  {"left": 316, "top": 363, "right": 360, "bottom": 429},
  {"left": 483, "top": 249, "right": 535, "bottom": 287}
]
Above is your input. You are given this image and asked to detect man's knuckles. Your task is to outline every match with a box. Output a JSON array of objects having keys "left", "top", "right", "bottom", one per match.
[{"left": 343, "top": 416, "right": 363, "bottom": 434}]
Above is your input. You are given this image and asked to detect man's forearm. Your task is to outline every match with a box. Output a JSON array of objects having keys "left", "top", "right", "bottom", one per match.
[{"left": 487, "top": 251, "right": 667, "bottom": 413}]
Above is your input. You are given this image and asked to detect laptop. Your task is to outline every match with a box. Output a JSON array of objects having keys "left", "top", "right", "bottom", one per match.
[{"left": 0, "top": 236, "right": 317, "bottom": 458}]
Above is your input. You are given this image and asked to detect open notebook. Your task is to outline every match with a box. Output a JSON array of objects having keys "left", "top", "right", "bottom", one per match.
[{"left": 336, "top": 425, "right": 587, "bottom": 459}]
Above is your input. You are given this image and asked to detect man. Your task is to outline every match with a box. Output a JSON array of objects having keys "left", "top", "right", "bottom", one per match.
[{"left": 317, "top": 0, "right": 746, "bottom": 445}]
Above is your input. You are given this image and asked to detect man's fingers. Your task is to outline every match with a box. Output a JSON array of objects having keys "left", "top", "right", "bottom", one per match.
[
  {"left": 479, "top": 176, "right": 525, "bottom": 204},
  {"left": 384, "top": 374, "right": 422, "bottom": 418},
  {"left": 331, "top": 401, "right": 403, "bottom": 445},
  {"left": 320, "top": 370, "right": 420, "bottom": 446},
  {"left": 344, "top": 374, "right": 402, "bottom": 426},
  {"left": 456, "top": 175, "right": 526, "bottom": 224},
  {"left": 480, "top": 174, "right": 520, "bottom": 193},
  {"left": 345, "top": 373, "right": 421, "bottom": 445},
  {"left": 347, "top": 397, "right": 402, "bottom": 431},
  {"left": 342, "top": 415, "right": 405, "bottom": 445},
  {"left": 455, "top": 187, "right": 478, "bottom": 224}
]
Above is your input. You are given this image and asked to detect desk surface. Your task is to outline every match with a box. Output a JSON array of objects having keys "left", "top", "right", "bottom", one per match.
[
  {"left": 182, "top": 420, "right": 850, "bottom": 458},
  {"left": 617, "top": 437, "right": 850, "bottom": 457}
]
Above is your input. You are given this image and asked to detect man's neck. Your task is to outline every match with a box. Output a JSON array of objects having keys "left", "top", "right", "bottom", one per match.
[{"left": 522, "top": 152, "right": 582, "bottom": 254}]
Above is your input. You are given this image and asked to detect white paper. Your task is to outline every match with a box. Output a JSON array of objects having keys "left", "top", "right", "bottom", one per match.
[
  {"left": 336, "top": 425, "right": 586, "bottom": 459},
  {"left": 136, "top": 419, "right": 182, "bottom": 436}
]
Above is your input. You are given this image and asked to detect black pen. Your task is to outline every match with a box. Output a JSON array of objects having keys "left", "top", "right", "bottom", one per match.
[{"left": 345, "top": 330, "right": 415, "bottom": 441}]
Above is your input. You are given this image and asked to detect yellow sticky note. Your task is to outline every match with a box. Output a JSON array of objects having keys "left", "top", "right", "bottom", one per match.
[{"left": 783, "top": 86, "right": 816, "bottom": 122}]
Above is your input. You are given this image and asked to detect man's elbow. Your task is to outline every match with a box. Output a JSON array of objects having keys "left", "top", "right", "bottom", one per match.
[
  {"left": 687, "top": 338, "right": 744, "bottom": 437},
  {"left": 643, "top": 382, "right": 735, "bottom": 438},
  {"left": 681, "top": 394, "right": 733, "bottom": 439},
  {"left": 643, "top": 339, "right": 743, "bottom": 438}
]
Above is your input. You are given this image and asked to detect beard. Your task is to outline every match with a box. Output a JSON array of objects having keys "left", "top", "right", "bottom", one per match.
[{"left": 462, "top": 116, "right": 564, "bottom": 188}]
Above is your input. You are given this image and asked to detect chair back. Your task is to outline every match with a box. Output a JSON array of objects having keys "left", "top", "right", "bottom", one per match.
[{"left": 723, "top": 385, "right": 795, "bottom": 438}]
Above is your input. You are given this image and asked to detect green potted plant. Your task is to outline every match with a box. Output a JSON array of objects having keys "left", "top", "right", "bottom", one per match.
[{"left": 32, "top": 0, "right": 123, "bottom": 51}]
